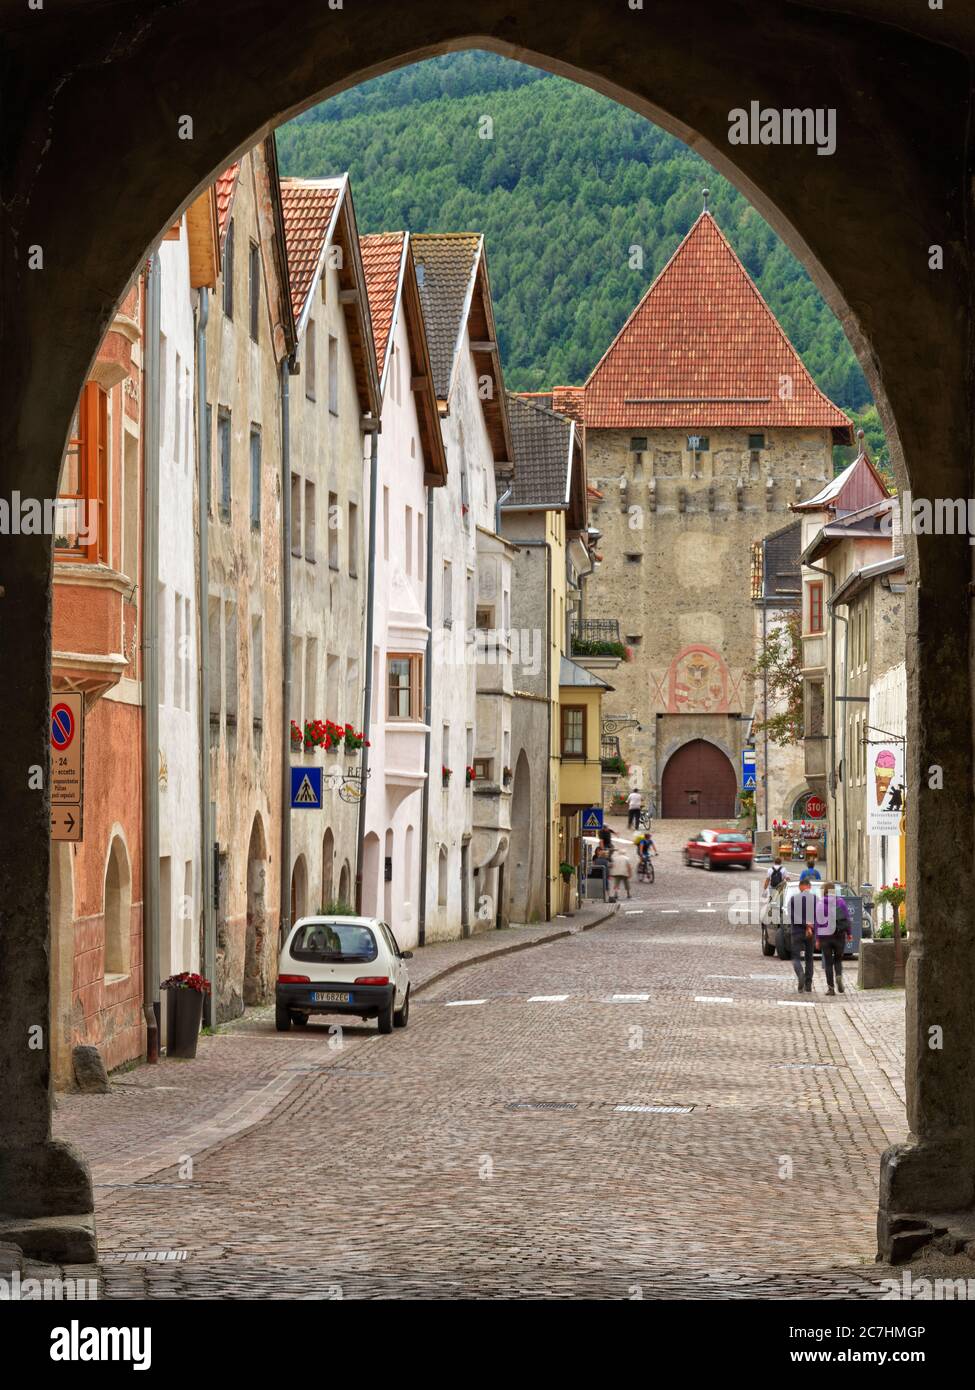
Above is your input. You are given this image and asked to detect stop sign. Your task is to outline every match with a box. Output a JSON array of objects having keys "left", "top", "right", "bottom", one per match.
[{"left": 806, "top": 795, "right": 826, "bottom": 819}]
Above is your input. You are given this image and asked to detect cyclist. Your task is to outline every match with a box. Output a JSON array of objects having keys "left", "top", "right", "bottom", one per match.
[{"left": 634, "top": 829, "right": 657, "bottom": 882}]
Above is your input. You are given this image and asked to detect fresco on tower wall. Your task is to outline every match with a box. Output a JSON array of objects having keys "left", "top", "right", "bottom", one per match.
[{"left": 666, "top": 644, "right": 731, "bottom": 714}]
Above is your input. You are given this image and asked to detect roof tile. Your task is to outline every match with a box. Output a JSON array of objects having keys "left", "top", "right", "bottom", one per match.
[
  {"left": 280, "top": 179, "right": 342, "bottom": 326},
  {"left": 359, "top": 233, "right": 406, "bottom": 380},
  {"left": 410, "top": 233, "right": 481, "bottom": 400}
]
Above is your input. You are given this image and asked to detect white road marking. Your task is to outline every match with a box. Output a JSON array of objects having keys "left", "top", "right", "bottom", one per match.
[
  {"left": 777, "top": 1000, "right": 816, "bottom": 1008},
  {"left": 615, "top": 1103, "right": 693, "bottom": 1115},
  {"left": 695, "top": 996, "right": 734, "bottom": 1004},
  {"left": 528, "top": 994, "right": 569, "bottom": 1003},
  {"left": 706, "top": 974, "right": 749, "bottom": 980},
  {"left": 446, "top": 999, "right": 487, "bottom": 1007},
  {"left": 696, "top": 909, "right": 717, "bottom": 914},
  {"left": 659, "top": 909, "right": 679, "bottom": 915},
  {"left": 624, "top": 910, "right": 645, "bottom": 915},
  {"left": 611, "top": 993, "right": 650, "bottom": 1002}
]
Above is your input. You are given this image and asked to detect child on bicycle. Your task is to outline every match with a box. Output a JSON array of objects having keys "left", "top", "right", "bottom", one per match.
[{"left": 634, "top": 830, "right": 656, "bottom": 878}]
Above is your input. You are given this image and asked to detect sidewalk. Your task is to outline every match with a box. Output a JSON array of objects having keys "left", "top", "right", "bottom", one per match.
[{"left": 53, "top": 903, "right": 616, "bottom": 1200}]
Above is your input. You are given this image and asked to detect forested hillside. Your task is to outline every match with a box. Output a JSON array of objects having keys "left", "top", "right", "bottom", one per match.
[{"left": 279, "top": 52, "right": 885, "bottom": 465}]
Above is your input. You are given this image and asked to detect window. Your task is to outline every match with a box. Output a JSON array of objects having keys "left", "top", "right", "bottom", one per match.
[
  {"left": 326, "top": 652, "right": 340, "bottom": 708},
  {"left": 417, "top": 512, "right": 425, "bottom": 582},
  {"left": 405, "top": 505, "right": 413, "bottom": 575},
  {"left": 251, "top": 615, "right": 264, "bottom": 728},
  {"left": 476, "top": 605, "right": 494, "bottom": 631},
  {"left": 305, "top": 638, "right": 318, "bottom": 719},
  {"left": 437, "top": 846, "right": 448, "bottom": 906},
  {"left": 806, "top": 680, "right": 825, "bottom": 737},
  {"left": 466, "top": 569, "right": 475, "bottom": 630},
  {"left": 348, "top": 501, "right": 358, "bottom": 577},
  {"left": 305, "top": 481, "right": 317, "bottom": 562},
  {"left": 208, "top": 596, "right": 221, "bottom": 724},
  {"left": 629, "top": 436, "right": 648, "bottom": 452},
  {"left": 248, "top": 241, "right": 260, "bottom": 341},
  {"left": 290, "top": 473, "right": 302, "bottom": 557},
  {"left": 204, "top": 403, "right": 213, "bottom": 515},
  {"left": 224, "top": 602, "right": 238, "bottom": 727},
  {"left": 104, "top": 836, "right": 132, "bottom": 979},
  {"left": 387, "top": 653, "right": 422, "bottom": 721},
  {"left": 474, "top": 758, "right": 493, "bottom": 782},
  {"left": 217, "top": 408, "right": 231, "bottom": 522},
  {"left": 55, "top": 383, "right": 108, "bottom": 562},
  {"left": 249, "top": 426, "right": 261, "bottom": 530},
  {"left": 305, "top": 319, "right": 316, "bottom": 400},
  {"left": 748, "top": 433, "right": 766, "bottom": 451},
  {"left": 327, "top": 490, "right": 338, "bottom": 569},
  {"left": 560, "top": 704, "right": 586, "bottom": 759},
  {"left": 328, "top": 334, "right": 338, "bottom": 414},
  {"left": 808, "top": 581, "right": 824, "bottom": 634},
  {"left": 687, "top": 434, "right": 709, "bottom": 451},
  {"left": 442, "top": 722, "right": 450, "bottom": 768},
  {"left": 122, "top": 428, "right": 139, "bottom": 582},
  {"left": 223, "top": 219, "right": 234, "bottom": 319},
  {"left": 442, "top": 562, "right": 452, "bottom": 626}
]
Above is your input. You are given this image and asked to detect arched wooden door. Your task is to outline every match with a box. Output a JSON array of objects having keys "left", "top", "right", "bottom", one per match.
[{"left": 661, "top": 740, "right": 737, "bottom": 819}]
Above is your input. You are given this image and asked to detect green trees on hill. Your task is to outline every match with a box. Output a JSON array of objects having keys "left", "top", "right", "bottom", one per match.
[{"left": 279, "top": 51, "right": 883, "bottom": 462}]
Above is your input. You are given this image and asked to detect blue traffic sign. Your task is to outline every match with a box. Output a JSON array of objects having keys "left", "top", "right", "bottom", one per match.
[
  {"left": 291, "top": 765, "right": 323, "bottom": 809},
  {"left": 741, "top": 748, "right": 757, "bottom": 790},
  {"left": 581, "top": 806, "right": 604, "bottom": 831}
]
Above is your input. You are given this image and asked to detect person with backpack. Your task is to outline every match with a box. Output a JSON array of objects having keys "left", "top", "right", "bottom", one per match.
[
  {"left": 816, "top": 882, "right": 851, "bottom": 995},
  {"left": 788, "top": 874, "right": 817, "bottom": 993},
  {"left": 609, "top": 845, "right": 634, "bottom": 902},
  {"left": 764, "top": 857, "right": 789, "bottom": 895}
]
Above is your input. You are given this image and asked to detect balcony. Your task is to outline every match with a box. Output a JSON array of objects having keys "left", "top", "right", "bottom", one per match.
[{"left": 571, "top": 618, "right": 627, "bottom": 672}]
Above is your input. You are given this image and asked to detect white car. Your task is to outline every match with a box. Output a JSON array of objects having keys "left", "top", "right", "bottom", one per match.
[{"left": 275, "top": 915, "right": 412, "bottom": 1034}]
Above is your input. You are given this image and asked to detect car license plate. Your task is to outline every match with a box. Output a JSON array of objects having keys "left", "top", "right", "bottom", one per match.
[{"left": 312, "top": 991, "right": 351, "bottom": 1004}]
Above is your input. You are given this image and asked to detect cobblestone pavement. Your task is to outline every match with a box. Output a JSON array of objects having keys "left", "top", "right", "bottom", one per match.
[{"left": 54, "top": 819, "right": 910, "bottom": 1299}]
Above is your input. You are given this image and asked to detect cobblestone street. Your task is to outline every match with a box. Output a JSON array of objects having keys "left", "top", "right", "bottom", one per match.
[{"left": 53, "top": 821, "right": 909, "bottom": 1299}]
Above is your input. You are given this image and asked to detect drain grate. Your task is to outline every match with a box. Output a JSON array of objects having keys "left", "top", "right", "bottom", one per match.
[
  {"left": 614, "top": 1103, "right": 694, "bottom": 1115},
  {"left": 506, "top": 1100, "right": 578, "bottom": 1112},
  {"left": 101, "top": 1249, "right": 188, "bottom": 1264}
]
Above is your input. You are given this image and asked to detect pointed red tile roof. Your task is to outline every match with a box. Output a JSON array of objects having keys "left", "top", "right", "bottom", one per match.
[
  {"left": 551, "top": 386, "right": 585, "bottom": 426},
  {"left": 279, "top": 178, "right": 342, "bottom": 326},
  {"left": 359, "top": 233, "right": 406, "bottom": 380},
  {"left": 214, "top": 162, "right": 240, "bottom": 246},
  {"left": 583, "top": 212, "right": 852, "bottom": 439}
]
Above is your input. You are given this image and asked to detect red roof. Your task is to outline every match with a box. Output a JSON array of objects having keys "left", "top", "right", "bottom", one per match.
[
  {"left": 359, "top": 233, "right": 406, "bottom": 381},
  {"left": 583, "top": 212, "right": 852, "bottom": 437},
  {"left": 279, "top": 179, "right": 342, "bottom": 327},
  {"left": 551, "top": 386, "right": 585, "bottom": 426},
  {"left": 214, "top": 163, "right": 240, "bottom": 246}
]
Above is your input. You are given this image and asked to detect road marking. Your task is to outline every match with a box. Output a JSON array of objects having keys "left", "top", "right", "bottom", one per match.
[
  {"left": 611, "top": 993, "right": 650, "bottom": 1002},
  {"left": 624, "top": 910, "right": 644, "bottom": 915},
  {"left": 696, "top": 909, "right": 717, "bottom": 914},
  {"left": 659, "top": 909, "right": 679, "bottom": 915},
  {"left": 446, "top": 999, "right": 487, "bottom": 1007},
  {"left": 707, "top": 974, "right": 749, "bottom": 980},
  {"left": 777, "top": 1000, "right": 816, "bottom": 1008},
  {"left": 614, "top": 1103, "right": 694, "bottom": 1115},
  {"left": 750, "top": 973, "right": 784, "bottom": 981},
  {"left": 528, "top": 994, "right": 569, "bottom": 1002},
  {"left": 695, "top": 996, "right": 734, "bottom": 1004}
]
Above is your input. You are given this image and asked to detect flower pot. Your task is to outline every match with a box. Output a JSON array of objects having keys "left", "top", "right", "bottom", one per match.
[
  {"left": 858, "top": 936, "right": 911, "bottom": 990},
  {"left": 166, "top": 986, "right": 205, "bottom": 1058}
]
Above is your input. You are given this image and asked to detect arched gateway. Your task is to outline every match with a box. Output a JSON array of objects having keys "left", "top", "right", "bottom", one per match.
[
  {"left": 2, "top": 0, "right": 973, "bottom": 1268},
  {"left": 661, "top": 740, "right": 737, "bottom": 820}
]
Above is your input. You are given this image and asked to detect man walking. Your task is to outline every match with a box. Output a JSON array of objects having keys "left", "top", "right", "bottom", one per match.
[
  {"left": 609, "top": 844, "right": 633, "bottom": 902},
  {"left": 626, "top": 787, "right": 644, "bottom": 830},
  {"left": 816, "top": 882, "right": 851, "bottom": 995},
  {"left": 788, "top": 873, "right": 816, "bottom": 993}
]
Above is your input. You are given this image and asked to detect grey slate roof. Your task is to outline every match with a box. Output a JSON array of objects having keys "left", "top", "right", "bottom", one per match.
[
  {"left": 505, "top": 393, "right": 573, "bottom": 509},
  {"left": 410, "top": 233, "right": 481, "bottom": 401},
  {"left": 559, "top": 656, "right": 613, "bottom": 689},
  {"left": 761, "top": 519, "right": 801, "bottom": 601}
]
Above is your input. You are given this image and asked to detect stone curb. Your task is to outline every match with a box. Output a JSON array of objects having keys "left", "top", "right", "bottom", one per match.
[{"left": 412, "top": 905, "right": 617, "bottom": 996}]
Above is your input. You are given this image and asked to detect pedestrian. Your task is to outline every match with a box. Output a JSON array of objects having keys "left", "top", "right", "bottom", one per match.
[
  {"left": 788, "top": 872, "right": 817, "bottom": 993},
  {"left": 599, "top": 825, "right": 614, "bottom": 852},
  {"left": 803, "top": 848, "right": 822, "bottom": 881},
  {"left": 816, "top": 882, "right": 851, "bottom": 995},
  {"left": 627, "top": 786, "right": 643, "bottom": 830},
  {"left": 609, "top": 845, "right": 633, "bottom": 901},
  {"left": 764, "top": 856, "right": 789, "bottom": 896}
]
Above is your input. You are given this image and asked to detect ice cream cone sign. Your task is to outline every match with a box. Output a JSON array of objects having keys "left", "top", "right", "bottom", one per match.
[{"left": 874, "top": 749, "right": 896, "bottom": 806}]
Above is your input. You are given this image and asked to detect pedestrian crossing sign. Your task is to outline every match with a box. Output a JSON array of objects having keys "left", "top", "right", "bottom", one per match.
[
  {"left": 582, "top": 806, "right": 604, "bottom": 831},
  {"left": 741, "top": 749, "right": 757, "bottom": 790},
  {"left": 291, "top": 766, "right": 323, "bottom": 809}
]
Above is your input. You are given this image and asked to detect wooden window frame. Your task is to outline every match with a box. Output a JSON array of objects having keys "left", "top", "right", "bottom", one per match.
[
  {"left": 56, "top": 382, "right": 109, "bottom": 564},
  {"left": 560, "top": 704, "right": 587, "bottom": 760},
  {"left": 248, "top": 240, "right": 260, "bottom": 342},
  {"left": 808, "top": 580, "right": 824, "bottom": 635},
  {"left": 386, "top": 652, "right": 423, "bottom": 722}
]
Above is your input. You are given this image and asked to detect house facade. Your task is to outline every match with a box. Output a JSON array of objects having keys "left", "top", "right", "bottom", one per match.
[{"left": 205, "top": 142, "right": 294, "bottom": 1021}]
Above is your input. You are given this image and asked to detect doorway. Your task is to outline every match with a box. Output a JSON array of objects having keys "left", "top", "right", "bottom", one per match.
[{"left": 661, "top": 740, "right": 737, "bottom": 819}]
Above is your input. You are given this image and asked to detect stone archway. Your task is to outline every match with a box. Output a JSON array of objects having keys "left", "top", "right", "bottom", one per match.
[
  {"left": 2, "top": 0, "right": 974, "bottom": 1264},
  {"left": 244, "top": 814, "right": 268, "bottom": 1006},
  {"left": 660, "top": 739, "right": 738, "bottom": 820}
]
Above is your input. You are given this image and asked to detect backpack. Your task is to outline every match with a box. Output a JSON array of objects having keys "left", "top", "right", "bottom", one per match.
[{"left": 770, "top": 866, "right": 784, "bottom": 889}]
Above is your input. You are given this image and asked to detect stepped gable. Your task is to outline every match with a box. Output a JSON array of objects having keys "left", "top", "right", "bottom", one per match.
[{"left": 583, "top": 210, "right": 853, "bottom": 442}]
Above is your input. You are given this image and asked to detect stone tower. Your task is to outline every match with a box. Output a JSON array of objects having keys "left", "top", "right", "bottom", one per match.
[{"left": 558, "top": 209, "right": 852, "bottom": 817}]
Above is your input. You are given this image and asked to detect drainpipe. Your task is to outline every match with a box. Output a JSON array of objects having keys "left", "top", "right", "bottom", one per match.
[
  {"left": 805, "top": 556, "right": 836, "bottom": 870},
  {"left": 494, "top": 484, "right": 512, "bottom": 536},
  {"left": 761, "top": 534, "right": 769, "bottom": 831},
  {"left": 417, "top": 483, "right": 436, "bottom": 945},
  {"left": 834, "top": 606, "right": 851, "bottom": 884},
  {"left": 280, "top": 356, "right": 295, "bottom": 944},
  {"left": 142, "top": 254, "right": 161, "bottom": 1062},
  {"left": 196, "top": 287, "right": 215, "bottom": 1024},
  {"left": 355, "top": 420, "right": 380, "bottom": 913}
]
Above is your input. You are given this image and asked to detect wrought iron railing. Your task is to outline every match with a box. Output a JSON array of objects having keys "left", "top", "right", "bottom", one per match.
[{"left": 573, "top": 617, "right": 621, "bottom": 645}]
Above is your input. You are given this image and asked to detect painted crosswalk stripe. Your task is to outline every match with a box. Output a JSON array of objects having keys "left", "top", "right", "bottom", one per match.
[
  {"left": 624, "top": 909, "right": 644, "bottom": 915},
  {"left": 611, "top": 993, "right": 650, "bottom": 1002},
  {"left": 696, "top": 908, "right": 717, "bottom": 914},
  {"left": 777, "top": 1000, "right": 816, "bottom": 1008},
  {"left": 695, "top": 996, "right": 733, "bottom": 1004},
  {"left": 528, "top": 994, "right": 569, "bottom": 1002},
  {"left": 446, "top": 999, "right": 487, "bottom": 1007},
  {"left": 659, "top": 909, "right": 679, "bottom": 915}
]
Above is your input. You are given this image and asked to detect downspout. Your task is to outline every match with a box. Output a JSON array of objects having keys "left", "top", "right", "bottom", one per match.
[
  {"left": 142, "top": 254, "right": 161, "bottom": 1062},
  {"left": 835, "top": 607, "right": 851, "bottom": 883},
  {"left": 355, "top": 420, "right": 380, "bottom": 913},
  {"left": 761, "top": 534, "right": 769, "bottom": 831},
  {"left": 805, "top": 556, "right": 836, "bottom": 869},
  {"left": 280, "top": 356, "right": 295, "bottom": 944},
  {"left": 196, "top": 287, "right": 215, "bottom": 1024},
  {"left": 417, "top": 482, "right": 436, "bottom": 946}
]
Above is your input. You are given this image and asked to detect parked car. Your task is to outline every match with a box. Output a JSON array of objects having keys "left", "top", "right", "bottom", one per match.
[
  {"left": 275, "top": 915, "right": 412, "bottom": 1034},
  {"left": 683, "top": 829, "right": 754, "bottom": 870},
  {"left": 761, "top": 880, "right": 873, "bottom": 960}
]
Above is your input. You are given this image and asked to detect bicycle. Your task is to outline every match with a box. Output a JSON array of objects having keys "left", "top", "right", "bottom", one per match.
[
  {"left": 637, "top": 808, "right": 653, "bottom": 831},
  {"left": 637, "top": 853, "right": 655, "bottom": 884}
]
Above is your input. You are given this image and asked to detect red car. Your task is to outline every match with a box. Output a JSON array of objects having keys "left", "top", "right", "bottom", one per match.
[{"left": 683, "top": 829, "right": 754, "bottom": 870}]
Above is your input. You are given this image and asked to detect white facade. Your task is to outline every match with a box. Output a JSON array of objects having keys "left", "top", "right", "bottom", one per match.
[
  {"left": 157, "top": 221, "right": 202, "bottom": 980},
  {"left": 360, "top": 254, "right": 431, "bottom": 947}
]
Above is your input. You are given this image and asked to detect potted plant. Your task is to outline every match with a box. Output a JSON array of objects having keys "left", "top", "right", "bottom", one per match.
[
  {"left": 290, "top": 720, "right": 303, "bottom": 750},
  {"left": 466, "top": 765, "right": 476, "bottom": 786},
  {"left": 559, "top": 861, "right": 576, "bottom": 883},
  {"left": 442, "top": 765, "right": 453, "bottom": 787},
  {"left": 161, "top": 972, "right": 211, "bottom": 1059}
]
